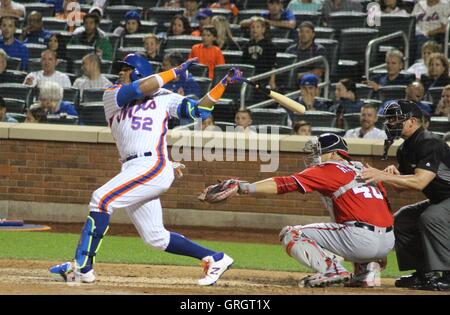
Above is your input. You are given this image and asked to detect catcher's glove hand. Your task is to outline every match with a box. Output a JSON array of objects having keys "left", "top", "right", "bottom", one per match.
[{"left": 198, "top": 179, "right": 247, "bottom": 203}]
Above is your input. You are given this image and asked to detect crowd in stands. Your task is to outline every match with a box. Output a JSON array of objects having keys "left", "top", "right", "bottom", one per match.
[{"left": 0, "top": 0, "right": 448, "bottom": 140}]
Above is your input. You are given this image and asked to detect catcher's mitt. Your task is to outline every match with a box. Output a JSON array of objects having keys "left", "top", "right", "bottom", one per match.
[{"left": 198, "top": 179, "right": 242, "bottom": 203}]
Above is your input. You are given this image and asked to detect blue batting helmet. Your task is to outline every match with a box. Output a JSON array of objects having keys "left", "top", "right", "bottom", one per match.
[{"left": 115, "top": 53, "right": 153, "bottom": 82}]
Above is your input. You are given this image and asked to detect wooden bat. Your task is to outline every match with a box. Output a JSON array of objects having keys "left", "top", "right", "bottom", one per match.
[{"left": 241, "top": 78, "right": 306, "bottom": 114}]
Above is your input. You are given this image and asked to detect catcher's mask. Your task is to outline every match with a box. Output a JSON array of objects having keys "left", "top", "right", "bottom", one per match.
[
  {"left": 382, "top": 100, "right": 423, "bottom": 140},
  {"left": 303, "top": 133, "right": 349, "bottom": 167}
]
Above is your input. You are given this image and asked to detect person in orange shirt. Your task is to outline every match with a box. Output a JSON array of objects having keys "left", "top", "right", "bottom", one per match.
[
  {"left": 189, "top": 26, "right": 225, "bottom": 79},
  {"left": 210, "top": 0, "right": 239, "bottom": 23}
]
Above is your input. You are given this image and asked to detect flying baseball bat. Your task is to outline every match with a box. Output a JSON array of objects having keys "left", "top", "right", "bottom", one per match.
[{"left": 241, "top": 78, "right": 306, "bottom": 114}]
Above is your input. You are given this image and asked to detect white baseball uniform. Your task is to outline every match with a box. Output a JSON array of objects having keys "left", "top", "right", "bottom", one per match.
[{"left": 90, "top": 86, "right": 184, "bottom": 250}]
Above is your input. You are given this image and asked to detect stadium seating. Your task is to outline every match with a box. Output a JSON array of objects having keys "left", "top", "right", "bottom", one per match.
[
  {"left": 222, "top": 50, "right": 244, "bottom": 64},
  {"left": 122, "top": 34, "right": 146, "bottom": 48},
  {"left": 292, "top": 111, "right": 336, "bottom": 127},
  {"left": 270, "top": 27, "right": 292, "bottom": 39},
  {"left": 24, "top": 43, "right": 47, "bottom": 59},
  {"left": 66, "top": 45, "right": 96, "bottom": 61},
  {"left": 3, "top": 98, "right": 26, "bottom": 113},
  {"left": 210, "top": 8, "right": 232, "bottom": 21},
  {"left": 378, "top": 85, "right": 408, "bottom": 102},
  {"left": 81, "top": 89, "right": 106, "bottom": 103},
  {"left": 8, "top": 113, "right": 26, "bottom": 122},
  {"left": 328, "top": 11, "right": 367, "bottom": 37},
  {"left": 293, "top": 11, "right": 321, "bottom": 27},
  {"left": 165, "top": 35, "right": 202, "bottom": 50},
  {"left": 275, "top": 53, "right": 297, "bottom": 91},
  {"left": 63, "top": 88, "right": 80, "bottom": 107},
  {"left": 272, "top": 38, "right": 294, "bottom": 53},
  {"left": 47, "top": 114, "right": 78, "bottom": 125},
  {"left": 212, "top": 98, "right": 238, "bottom": 123},
  {"left": 6, "top": 57, "right": 21, "bottom": 71},
  {"left": 315, "top": 39, "right": 338, "bottom": 79},
  {"left": 189, "top": 64, "right": 208, "bottom": 77},
  {"left": 250, "top": 108, "right": 289, "bottom": 126},
  {"left": 162, "top": 48, "right": 191, "bottom": 61},
  {"left": 255, "top": 124, "right": 293, "bottom": 134},
  {"left": 42, "top": 17, "right": 67, "bottom": 31},
  {"left": 78, "top": 102, "right": 108, "bottom": 126},
  {"left": 238, "top": 9, "right": 265, "bottom": 22},
  {"left": 426, "top": 87, "right": 443, "bottom": 107},
  {"left": 355, "top": 83, "right": 373, "bottom": 99},
  {"left": 147, "top": 8, "right": 184, "bottom": 31},
  {"left": 429, "top": 117, "right": 450, "bottom": 133},
  {"left": 314, "top": 27, "right": 335, "bottom": 40},
  {"left": 115, "top": 47, "right": 146, "bottom": 60},
  {"left": 311, "top": 126, "right": 346, "bottom": 136},
  {"left": 23, "top": 2, "right": 54, "bottom": 17},
  {"left": 0, "top": 83, "right": 34, "bottom": 107},
  {"left": 2, "top": 70, "right": 27, "bottom": 84}
]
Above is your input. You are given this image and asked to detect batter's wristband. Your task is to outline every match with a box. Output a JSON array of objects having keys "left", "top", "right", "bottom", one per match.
[
  {"left": 155, "top": 69, "right": 177, "bottom": 87},
  {"left": 207, "top": 82, "right": 226, "bottom": 102}
]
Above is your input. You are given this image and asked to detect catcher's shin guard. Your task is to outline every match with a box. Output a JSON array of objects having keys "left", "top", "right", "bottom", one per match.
[
  {"left": 74, "top": 212, "right": 110, "bottom": 270},
  {"left": 280, "top": 225, "right": 334, "bottom": 273}
]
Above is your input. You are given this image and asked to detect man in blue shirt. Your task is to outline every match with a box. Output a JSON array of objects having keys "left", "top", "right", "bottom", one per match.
[
  {"left": 20, "top": 11, "right": 53, "bottom": 45},
  {"left": 0, "top": 16, "right": 29, "bottom": 71}
]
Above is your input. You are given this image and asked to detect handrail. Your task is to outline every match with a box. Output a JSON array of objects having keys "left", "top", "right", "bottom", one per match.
[
  {"left": 445, "top": 17, "right": 450, "bottom": 60},
  {"left": 365, "top": 31, "right": 409, "bottom": 80},
  {"left": 240, "top": 55, "right": 330, "bottom": 109}
]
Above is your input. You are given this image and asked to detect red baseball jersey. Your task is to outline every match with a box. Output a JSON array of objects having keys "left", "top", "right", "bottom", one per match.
[{"left": 274, "top": 161, "right": 394, "bottom": 227}]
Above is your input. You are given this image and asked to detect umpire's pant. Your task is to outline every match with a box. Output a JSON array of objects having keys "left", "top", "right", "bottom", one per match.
[{"left": 394, "top": 198, "right": 450, "bottom": 272}]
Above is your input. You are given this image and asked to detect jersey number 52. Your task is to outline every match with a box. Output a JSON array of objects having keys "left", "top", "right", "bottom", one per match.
[
  {"left": 352, "top": 186, "right": 383, "bottom": 200},
  {"left": 131, "top": 116, "right": 153, "bottom": 131}
]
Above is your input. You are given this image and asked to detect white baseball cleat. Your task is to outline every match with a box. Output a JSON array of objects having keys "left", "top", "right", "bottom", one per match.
[
  {"left": 345, "top": 262, "right": 381, "bottom": 288},
  {"left": 49, "top": 261, "right": 96, "bottom": 283},
  {"left": 198, "top": 253, "right": 233, "bottom": 286}
]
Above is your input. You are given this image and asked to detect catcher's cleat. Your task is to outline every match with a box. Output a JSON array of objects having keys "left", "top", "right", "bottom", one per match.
[
  {"left": 198, "top": 253, "right": 234, "bottom": 286},
  {"left": 49, "top": 261, "right": 96, "bottom": 283},
  {"left": 345, "top": 262, "right": 381, "bottom": 288},
  {"left": 299, "top": 271, "right": 350, "bottom": 288}
]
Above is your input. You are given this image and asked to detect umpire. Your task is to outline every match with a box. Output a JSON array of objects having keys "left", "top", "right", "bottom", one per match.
[{"left": 363, "top": 100, "right": 450, "bottom": 291}]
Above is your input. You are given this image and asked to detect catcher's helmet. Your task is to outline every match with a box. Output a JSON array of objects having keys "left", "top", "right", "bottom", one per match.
[
  {"left": 382, "top": 100, "right": 423, "bottom": 140},
  {"left": 304, "top": 133, "right": 349, "bottom": 166},
  {"left": 115, "top": 53, "right": 153, "bottom": 82}
]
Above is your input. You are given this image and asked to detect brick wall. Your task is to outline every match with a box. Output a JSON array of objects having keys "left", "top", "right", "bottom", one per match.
[{"left": 0, "top": 139, "right": 425, "bottom": 216}]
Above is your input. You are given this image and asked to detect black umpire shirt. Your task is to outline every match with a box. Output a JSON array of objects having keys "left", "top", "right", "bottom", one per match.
[{"left": 397, "top": 127, "right": 450, "bottom": 204}]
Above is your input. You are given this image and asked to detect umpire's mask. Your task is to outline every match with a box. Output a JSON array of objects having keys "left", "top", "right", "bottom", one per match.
[
  {"left": 383, "top": 100, "right": 423, "bottom": 140},
  {"left": 303, "top": 133, "right": 349, "bottom": 167}
]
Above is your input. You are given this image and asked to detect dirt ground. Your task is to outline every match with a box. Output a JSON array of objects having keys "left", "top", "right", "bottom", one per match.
[{"left": 0, "top": 222, "right": 448, "bottom": 295}]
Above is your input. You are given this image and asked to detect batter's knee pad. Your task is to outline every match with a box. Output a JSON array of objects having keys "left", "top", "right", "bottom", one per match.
[
  {"left": 74, "top": 216, "right": 109, "bottom": 269},
  {"left": 279, "top": 225, "right": 331, "bottom": 273}
]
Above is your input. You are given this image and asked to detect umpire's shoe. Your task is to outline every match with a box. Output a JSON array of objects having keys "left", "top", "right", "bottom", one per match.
[
  {"left": 49, "top": 261, "right": 96, "bottom": 283},
  {"left": 394, "top": 271, "right": 439, "bottom": 288},
  {"left": 417, "top": 272, "right": 450, "bottom": 291},
  {"left": 198, "top": 253, "right": 234, "bottom": 286}
]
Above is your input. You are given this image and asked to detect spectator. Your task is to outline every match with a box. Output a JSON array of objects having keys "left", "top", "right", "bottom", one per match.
[
  {"left": 167, "top": 14, "right": 192, "bottom": 37},
  {"left": 286, "top": 21, "right": 326, "bottom": 79},
  {"left": 161, "top": 0, "right": 181, "bottom": 8},
  {"left": 235, "top": 109, "right": 257, "bottom": 134},
  {"left": 435, "top": 84, "right": 450, "bottom": 116},
  {"left": 210, "top": 0, "right": 239, "bottom": 23},
  {"left": 407, "top": 40, "right": 441, "bottom": 80},
  {"left": 113, "top": 10, "right": 143, "bottom": 38},
  {"left": 0, "top": 0, "right": 25, "bottom": 18},
  {"left": 191, "top": 8, "right": 213, "bottom": 37},
  {"left": 240, "top": 0, "right": 296, "bottom": 30},
  {"left": 25, "top": 103, "right": 47, "bottom": 123},
  {"left": 141, "top": 33, "right": 163, "bottom": 63},
  {"left": 56, "top": 0, "right": 85, "bottom": 33},
  {"left": 422, "top": 111, "right": 431, "bottom": 130},
  {"left": 72, "top": 53, "right": 112, "bottom": 98},
  {"left": 23, "top": 49, "right": 72, "bottom": 88},
  {"left": 69, "top": 12, "right": 113, "bottom": 61},
  {"left": 211, "top": 15, "right": 240, "bottom": 51},
  {"left": 321, "top": 0, "right": 362, "bottom": 25},
  {"left": 0, "top": 96, "right": 18, "bottom": 123},
  {"left": 412, "top": 0, "right": 449, "bottom": 58},
  {"left": 420, "top": 53, "right": 450, "bottom": 91},
  {"left": 405, "top": 81, "right": 433, "bottom": 115},
  {"left": 20, "top": 11, "right": 53, "bottom": 45},
  {"left": 292, "top": 120, "right": 312, "bottom": 136},
  {"left": 344, "top": 104, "right": 387, "bottom": 139},
  {"left": 0, "top": 48, "right": 6, "bottom": 80},
  {"left": 202, "top": 115, "right": 216, "bottom": 130},
  {"left": 241, "top": 17, "right": 277, "bottom": 89},
  {"left": 329, "top": 78, "right": 364, "bottom": 115},
  {"left": 379, "top": 0, "right": 407, "bottom": 15},
  {"left": 297, "top": 74, "right": 329, "bottom": 111},
  {"left": 287, "top": 0, "right": 321, "bottom": 12},
  {"left": 364, "top": 50, "right": 414, "bottom": 92},
  {"left": 184, "top": 0, "right": 200, "bottom": 23},
  {"left": 47, "top": 33, "right": 67, "bottom": 61},
  {"left": 189, "top": 26, "right": 225, "bottom": 79},
  {"left": 0, "top": 16, "right": 29, "bottom": 71},
  {"left": 37, "top": 81, "right": 78, "bottom": 116},
  {"left": 161, "top": 51, "right": 201, "bottom": 98},
  {"left": 72, "top": 6, "right": 106, "bottom": 37}
]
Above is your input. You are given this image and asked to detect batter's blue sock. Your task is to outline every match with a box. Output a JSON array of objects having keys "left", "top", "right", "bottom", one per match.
[
  {"left": 80, "top": 211, "right": 110, "bottom": 273},
  {"left": 165, "top": 232, "right": 216, "bottom": 260}
]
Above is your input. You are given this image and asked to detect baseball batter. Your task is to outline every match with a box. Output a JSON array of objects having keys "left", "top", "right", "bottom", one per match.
[
  {"left": 204, "top": 134, "right": 395, "bottom": 287},
  {"left": 50, "top": 54, "right": 242, "bottom": 286}
]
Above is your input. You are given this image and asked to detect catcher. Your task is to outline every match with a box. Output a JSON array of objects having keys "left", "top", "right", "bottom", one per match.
[{"left": 199, "top": 133, "right": 394, "bottom": 287}]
